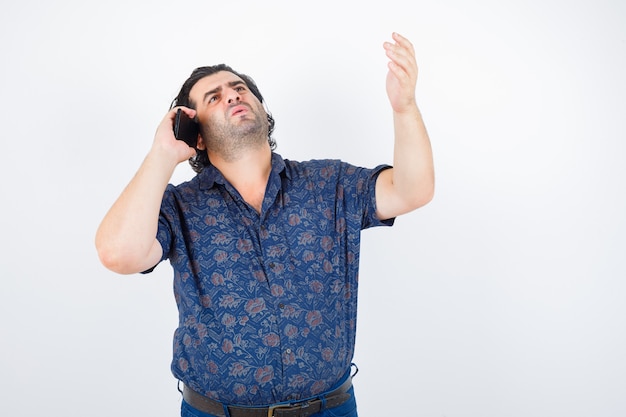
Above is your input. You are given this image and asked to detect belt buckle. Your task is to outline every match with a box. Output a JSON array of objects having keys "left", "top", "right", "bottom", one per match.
[
  {"left": 267, "top": 401, "right": 310, "bottom": 417},
  {"left": 267, "top": 404, "right": 292, "bottom": 417}
]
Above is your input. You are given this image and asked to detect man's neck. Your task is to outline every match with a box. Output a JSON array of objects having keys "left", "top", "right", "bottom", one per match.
[{"left": 209, "top": 145, "right": 273, "bottom": 213}]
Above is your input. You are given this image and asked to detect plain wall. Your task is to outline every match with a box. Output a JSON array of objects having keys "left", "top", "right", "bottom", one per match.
[{"left": 1, "top": 0, "right": 625, "bottom": 416}]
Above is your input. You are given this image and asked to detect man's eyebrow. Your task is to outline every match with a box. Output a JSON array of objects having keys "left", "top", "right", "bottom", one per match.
[
  {"left": 202, "top": 81, "right": 246, "bottom": 103},
  {"left": 202, "top": 86, "right": 221, "bottom": 103}
]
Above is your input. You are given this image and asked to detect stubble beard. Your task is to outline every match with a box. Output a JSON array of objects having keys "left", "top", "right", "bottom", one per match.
[{"left": 202, "top": 107, "right": 269, "bottom": 163}]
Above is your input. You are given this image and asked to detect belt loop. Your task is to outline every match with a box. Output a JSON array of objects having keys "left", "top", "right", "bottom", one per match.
[
  {"left": 222, "top": 404, "right": 231, "bottom": 417},
  {"left": 319, "top": 396, "right": 327, "bottom": 412},
  {"left": 350, "top": 362, "right": 359, "bottom": 378}
]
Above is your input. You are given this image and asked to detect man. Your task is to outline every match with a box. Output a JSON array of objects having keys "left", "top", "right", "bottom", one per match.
[{"left": 96, "top": 32, "right": 434, "bottom": 417}]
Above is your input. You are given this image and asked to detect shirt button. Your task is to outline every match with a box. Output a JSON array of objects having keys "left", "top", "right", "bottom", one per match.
[
  {"left": 285, "top": 348, "right": 292, "bottom": 354},
  {"left": 278, "top": 303, "right": 285, "bottom": 309},
  {"left": 268, "top": 262, "right": 276, "bottom": 269}
]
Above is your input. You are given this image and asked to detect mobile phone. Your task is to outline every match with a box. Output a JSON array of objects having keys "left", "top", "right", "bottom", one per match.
[{"left": 174, "top": 108, "right": 199, "bottom": 148}]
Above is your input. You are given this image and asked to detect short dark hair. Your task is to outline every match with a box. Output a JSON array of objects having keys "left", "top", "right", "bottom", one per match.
[{"left": 170, "top": 64, "right": 276, "bottom": 173}]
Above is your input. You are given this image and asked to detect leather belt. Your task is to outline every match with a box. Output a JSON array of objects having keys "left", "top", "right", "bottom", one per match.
[{"left": 182, "top": 376, "right": 352, "bottom": 417}]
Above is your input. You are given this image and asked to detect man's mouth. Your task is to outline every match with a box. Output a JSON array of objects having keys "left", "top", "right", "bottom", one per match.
[{"left": 230, "top": 105, "right": 249, "bottom": 117}]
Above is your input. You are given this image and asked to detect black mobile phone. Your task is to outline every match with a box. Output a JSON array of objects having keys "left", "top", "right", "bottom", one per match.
[{"left": 174, "top": 108, "right": 199, "bottom": 148}]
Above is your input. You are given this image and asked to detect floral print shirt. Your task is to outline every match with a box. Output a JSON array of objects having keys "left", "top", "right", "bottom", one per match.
[{"left": 152, "top": 153, "right": 393, "bottom": 405}]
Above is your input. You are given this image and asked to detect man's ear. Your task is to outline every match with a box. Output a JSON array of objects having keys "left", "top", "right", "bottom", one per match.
[{"left": 196, "top": 134, "right": 205, "bottom": 150}]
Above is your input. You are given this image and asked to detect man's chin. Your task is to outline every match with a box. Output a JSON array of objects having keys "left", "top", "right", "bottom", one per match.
[{"left": 234, "top": 119, "right": 267, "bottom": 137}]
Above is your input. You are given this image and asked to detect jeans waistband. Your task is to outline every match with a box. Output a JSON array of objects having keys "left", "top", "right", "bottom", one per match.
[{"left": 182, "top": 374, "right": 353, "bottom": 417}]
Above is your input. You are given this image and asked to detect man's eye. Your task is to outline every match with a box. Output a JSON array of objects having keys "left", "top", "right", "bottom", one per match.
[
  {"left": 208, "top": 95, "right": 218, "bottom": 103},
  {"left": 235, "top": 86, "right": 246, "bottom": 92}
]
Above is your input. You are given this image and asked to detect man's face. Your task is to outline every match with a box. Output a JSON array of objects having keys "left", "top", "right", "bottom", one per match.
[{"left": 188, "top": 71, "right": 268, "bottom": 159}]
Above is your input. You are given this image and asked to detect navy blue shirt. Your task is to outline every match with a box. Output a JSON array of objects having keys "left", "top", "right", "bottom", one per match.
[{"left": 152, "top": 153, "right": 393, "bottom": 405}]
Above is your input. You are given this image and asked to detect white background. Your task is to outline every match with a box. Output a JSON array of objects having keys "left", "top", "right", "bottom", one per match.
[{"left": 1, "top": 0, "right": 625, "bottom": 416}]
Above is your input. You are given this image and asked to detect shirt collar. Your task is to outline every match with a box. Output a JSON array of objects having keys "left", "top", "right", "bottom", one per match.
[{"left": 198, "top": 152, "right": 288, "bottom": 190}]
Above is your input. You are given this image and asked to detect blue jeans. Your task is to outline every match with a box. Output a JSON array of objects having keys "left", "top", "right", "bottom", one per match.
[{"left": 181, "top": 385, "right": 358, "bottom": 417}]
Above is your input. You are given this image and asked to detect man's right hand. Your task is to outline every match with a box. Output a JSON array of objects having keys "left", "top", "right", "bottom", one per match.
[{"left": 152, "top": 106, "right": 198, "bottom": 165}]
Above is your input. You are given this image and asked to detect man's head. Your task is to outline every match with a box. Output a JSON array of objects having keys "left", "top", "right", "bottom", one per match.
[{"left": 171, "top": 64, "right": 276, "bottom": 173}]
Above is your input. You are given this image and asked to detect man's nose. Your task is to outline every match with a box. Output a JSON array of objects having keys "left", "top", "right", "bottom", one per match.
[{"left": 227, "top": 90, "right": 241, "bottom": 104}]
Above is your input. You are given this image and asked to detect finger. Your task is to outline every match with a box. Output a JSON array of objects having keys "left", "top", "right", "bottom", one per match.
[
  {"left": 384, "top": 37, "right": 417, "bottom": 78},
  {"left": 171, "top": 106, "right": 197, "bottom": 119},
  {"left": 387, "top": 61, "right": 412, "bottom": 86},
  {"left": 385, "top": 46, "right": 416, "bottom": 81},
  {"left": 391, "top": 32, "right": 415, "bottom": 58},
  {"left": 159, "top": 107, "right": 184, "bottom": 133},
  {"left": 384, "top": 37, "right": 415, "bottom": 65},
  {"left": 385, "top": 46, "right": 413, "bottom": 69},
  {"left": 383, "top": 40, "right": 414, "bottom": 65}
]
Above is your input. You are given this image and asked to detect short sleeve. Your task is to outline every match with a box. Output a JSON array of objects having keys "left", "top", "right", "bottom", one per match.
[
  {"left": 361, "top": 164, "right": 395, "bottom": 229},
  {"left": 140, "top": 184, "right": 176, "bottom": 274}
]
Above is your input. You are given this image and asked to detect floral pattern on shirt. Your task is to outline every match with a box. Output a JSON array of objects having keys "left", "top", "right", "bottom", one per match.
[{"left": 153, "top": 153, "right": 392, "bottom": 405}]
